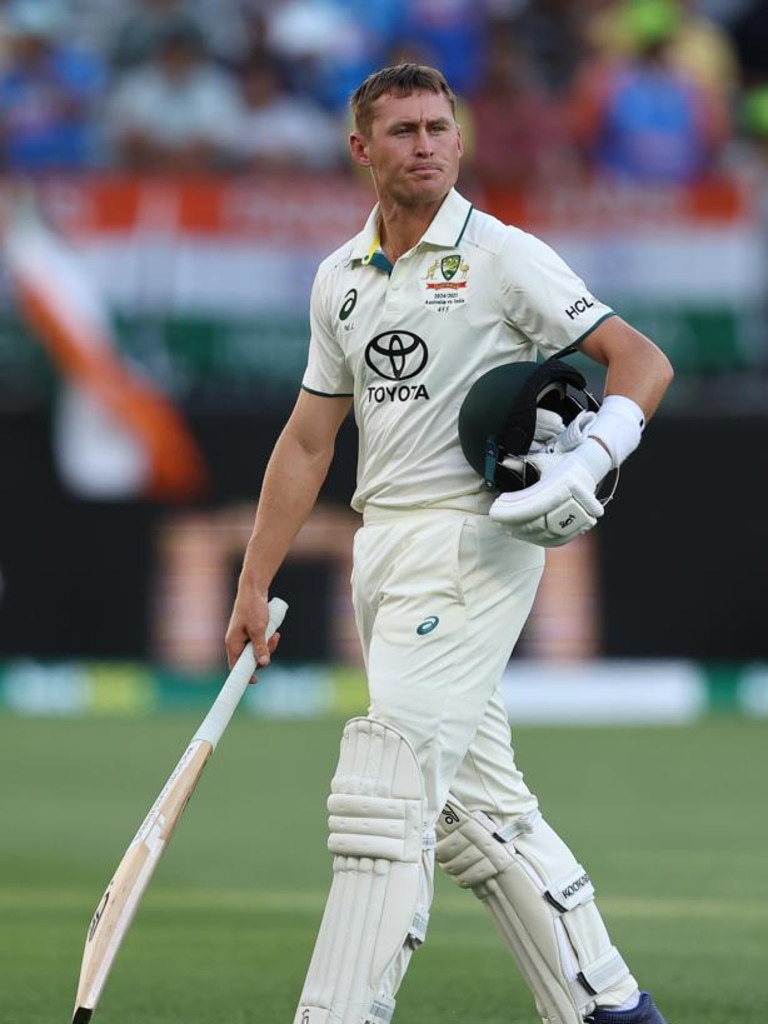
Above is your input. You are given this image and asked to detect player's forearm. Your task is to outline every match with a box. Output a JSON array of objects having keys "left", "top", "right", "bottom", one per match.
[
  {"left": 238, "top": 427, "right": 334, "bottom": 593},
  {"left": 602, "top": 342, "right": 673, "bottom": 421},
  {"left": 582, "top": 317, "right": 674, "bottom": 421}
]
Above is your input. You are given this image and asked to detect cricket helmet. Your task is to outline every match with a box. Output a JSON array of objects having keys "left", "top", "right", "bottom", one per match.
[{"left": 458, "top": 354, "right": 601, "bottom": 492}]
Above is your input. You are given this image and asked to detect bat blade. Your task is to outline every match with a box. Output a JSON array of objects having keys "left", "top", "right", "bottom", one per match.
[
  {"left": 71, "top": 597, "right": 287, "bottom": 1023},
  {"left": 72, "top": 739, "right": 211, "bottom": 1021}
]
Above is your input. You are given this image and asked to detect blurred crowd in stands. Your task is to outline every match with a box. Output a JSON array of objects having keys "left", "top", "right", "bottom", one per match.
[{"left": 1, "top": 0, "right": 768, "bottom": 186}]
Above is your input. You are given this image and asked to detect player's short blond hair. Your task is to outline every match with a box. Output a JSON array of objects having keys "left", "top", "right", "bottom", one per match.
[{"left": 350, "top": 63, "right": 457, "bottom": 136}]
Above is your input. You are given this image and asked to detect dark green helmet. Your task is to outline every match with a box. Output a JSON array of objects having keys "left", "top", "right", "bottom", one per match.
[{"left": 458, "top": 355, "right": 600, "bottom": 492}]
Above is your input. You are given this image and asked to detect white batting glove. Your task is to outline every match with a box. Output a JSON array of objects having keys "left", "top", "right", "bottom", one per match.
[
  {"left": 495, "top": 408, "right": 586, "bottom": 485},
  {"left": 497, "top": 408, "right": 600, "bottom": 501},
  {"left": 490, "top": 431, "right": 613, "bottom": 547}
]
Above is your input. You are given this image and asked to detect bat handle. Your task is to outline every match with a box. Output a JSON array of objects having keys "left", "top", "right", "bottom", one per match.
[{"left": 192, "top": 596, "right": 288, "bottom": 748}]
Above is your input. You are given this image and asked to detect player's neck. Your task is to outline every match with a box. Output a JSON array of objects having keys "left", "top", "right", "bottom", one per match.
[{"left": 378, "top": 196, "right": 443, "bottom": 264}]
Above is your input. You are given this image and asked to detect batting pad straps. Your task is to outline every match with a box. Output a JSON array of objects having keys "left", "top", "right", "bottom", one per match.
[
  {"left": 544, "top": 866, "right": 595, "bottom": 913},
  {"left": 294, "top": 718, "right": 432, "bottom": 1024}
]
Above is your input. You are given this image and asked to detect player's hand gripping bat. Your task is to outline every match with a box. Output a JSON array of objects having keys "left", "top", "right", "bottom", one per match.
[{"left": 71, "top": 596, "right": 288, "bottom": 1023}]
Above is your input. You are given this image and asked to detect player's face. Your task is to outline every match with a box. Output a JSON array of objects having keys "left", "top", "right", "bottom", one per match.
[{"left": 350, "top": 89, "right": 463, "bottom": 206}]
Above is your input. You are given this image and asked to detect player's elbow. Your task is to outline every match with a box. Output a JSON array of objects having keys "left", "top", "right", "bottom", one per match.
[{"left": 654, "top": 346, "right": 675, "bottom": 394}]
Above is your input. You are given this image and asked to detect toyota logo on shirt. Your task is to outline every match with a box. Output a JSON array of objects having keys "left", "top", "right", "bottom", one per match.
[{"left": 365, "top": 331, "right": 429, "bottom": 381}]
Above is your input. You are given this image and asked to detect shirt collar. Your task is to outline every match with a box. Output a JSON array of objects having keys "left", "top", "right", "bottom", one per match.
[
  {"left": 348, "top": 188, "right": 473, "bottom": 264},
  {"left": 421, "top": 188, "right": 474, "bottom": 248}
]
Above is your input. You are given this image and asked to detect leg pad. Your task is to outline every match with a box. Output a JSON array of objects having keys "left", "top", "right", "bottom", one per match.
[
  {"left": 294, "top": 719, "right": 433, "bottom": 1024},
  {"left": 436, "top": 798, "right": 636, "bottom": 1024}
]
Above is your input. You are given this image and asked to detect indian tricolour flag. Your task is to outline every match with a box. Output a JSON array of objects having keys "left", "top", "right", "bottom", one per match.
[{"left": 0, "top": 188, "right": 208, "bottom": 502}]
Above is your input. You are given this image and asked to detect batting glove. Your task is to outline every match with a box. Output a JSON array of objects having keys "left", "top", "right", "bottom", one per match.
[{"left": 489, "top": 428, "right": 613, "bottom": 547}]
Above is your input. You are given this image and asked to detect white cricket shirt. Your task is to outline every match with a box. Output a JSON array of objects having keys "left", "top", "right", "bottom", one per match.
[{"left": 302, "top": 189, "right": 614, "bottom": 514}]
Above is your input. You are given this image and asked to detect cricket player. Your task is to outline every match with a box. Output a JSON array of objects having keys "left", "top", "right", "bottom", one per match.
[{"left": 226, "top": 63, "right": 674, "bottom": 1024}]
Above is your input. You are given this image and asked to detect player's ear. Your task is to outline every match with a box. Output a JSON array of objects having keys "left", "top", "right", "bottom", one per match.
[
  {"left": 456, "top": 123, "right": 464, "bottom": 158},
  {"left": 349, "top": 131, "right": 371, "bottom": 167}
]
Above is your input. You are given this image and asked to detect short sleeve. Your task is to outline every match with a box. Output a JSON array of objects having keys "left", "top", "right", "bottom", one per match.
[
  {"left": 301, "top": 269, "right": 354, "bottom": 396},
  {"left": 500, "top": 229, "right": 614, "bottom": 357}
]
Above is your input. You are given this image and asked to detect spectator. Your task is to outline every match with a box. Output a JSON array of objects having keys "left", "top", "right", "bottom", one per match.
[
  {"left": 569, "top": 0, "right": 732, "bottom": 183},
  {"left": 726, "top": 0, "right": 768, "bottom": 87},
  {"left": 588, "top": 0, "right": 742, "bottom": 98},
  {"left": 742, "top": 83, "right": 768, "bottom": 153},
  {"left": 104, "top": 18, "right": 244, "bottom": 174},
  {"left": 0, "top": 0, "right": 106, "bottom": 172},
  {"left": 106, "top": 0, "right": 253, "bottom": 72},
  {"left": 52, "top": 0, "right": 125, "bottom": 65},
  {"left": 726, "top": 81, "right": 768, "bottom": 184},
  {"left": 400, "top": 0, "right": 488, "bottom": 97},
  {"left": 235, "top": 55, "right": 346, "bottom": 172},
  {"left": 107, "top": 0, "right": 203, "bottom": 71},
  {"left": 504, "top": 0, "right": 588, "bottom": 95},
  {"left": 468, "top": 26, "right": 574, "bottom": 188},
  {"left": 264, "top": 0, "right": 406, "bottom": 112}
]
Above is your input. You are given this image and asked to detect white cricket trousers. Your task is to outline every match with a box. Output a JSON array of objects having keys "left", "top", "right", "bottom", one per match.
[
  {"left": 352, "top": 507, "right": 545, "bottom": 826},
  {"left": 344, "top": 509, "right": 637, "bottom": 1023}
]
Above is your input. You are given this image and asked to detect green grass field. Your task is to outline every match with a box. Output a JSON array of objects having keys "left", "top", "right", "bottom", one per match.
[{"left": 1, "top": 713, "right": 766, "bottom": 1024}]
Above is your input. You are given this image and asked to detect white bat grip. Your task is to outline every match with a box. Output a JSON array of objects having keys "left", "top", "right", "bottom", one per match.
[{"left": 192, "top": 597, "right": 288, "bottom": 748}]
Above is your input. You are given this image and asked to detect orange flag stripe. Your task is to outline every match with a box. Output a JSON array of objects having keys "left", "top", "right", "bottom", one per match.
[{"left": 14, "top": 272, "right": 208, "bottom": 502}]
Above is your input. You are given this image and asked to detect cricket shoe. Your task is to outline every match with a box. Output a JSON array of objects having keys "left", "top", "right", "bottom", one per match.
[{"left": 584, "top": 991, "right": 669, "bottom": 1024}]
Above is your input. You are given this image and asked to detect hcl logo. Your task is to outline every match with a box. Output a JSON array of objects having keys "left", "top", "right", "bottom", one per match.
[{"left": 564, "top": 296, "right": 595, "bottom": 320}]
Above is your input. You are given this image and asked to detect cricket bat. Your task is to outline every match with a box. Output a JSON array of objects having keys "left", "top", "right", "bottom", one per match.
[{"left": 71, "top": 597, "right": 288, "bottom": 1024}]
